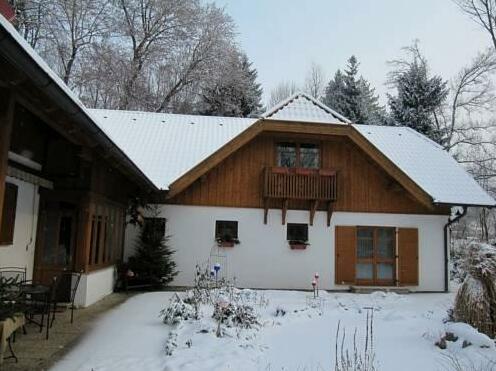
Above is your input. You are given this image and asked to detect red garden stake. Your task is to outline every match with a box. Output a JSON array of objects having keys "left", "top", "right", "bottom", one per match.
[{"left": 314, "top": 272, "right": 320, "bottom": 297}]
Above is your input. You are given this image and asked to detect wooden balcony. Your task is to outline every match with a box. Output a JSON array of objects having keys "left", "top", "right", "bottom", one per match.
[{"left": 262, "top": 167, "right": 337, "bottom": 226}]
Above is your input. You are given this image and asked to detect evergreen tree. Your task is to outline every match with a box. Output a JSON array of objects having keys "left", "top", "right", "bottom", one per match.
[
  {"left": 387, "top": 47, "right": 449, "bottom": 144},
  {"left": 201, "top": 52, "right": 263, "bottom": 117},
  {"left": 323, "top": 56, "right": 384, "bottom": 125},
  {"left": 128, "top": 218, "right": 177, "bottom": 287}
]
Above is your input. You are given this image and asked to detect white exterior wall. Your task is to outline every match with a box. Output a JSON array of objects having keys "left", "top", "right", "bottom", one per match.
[
  {"left": 128, "top": 205, "right": 449, "bottom": 292},
  {"left": 74, "top": 266, "right": 115, "bottom": 307},
  {"left": 0, "top": 176, "right": 39, "bottom": 280}
]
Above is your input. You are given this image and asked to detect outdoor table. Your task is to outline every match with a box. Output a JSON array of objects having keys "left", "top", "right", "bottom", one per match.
[
  {"left": 0, "top": 314, "right": 25, "bottom": 364},
  {"left": 22, "top": 284, "right": 50, "bottom": 338}
]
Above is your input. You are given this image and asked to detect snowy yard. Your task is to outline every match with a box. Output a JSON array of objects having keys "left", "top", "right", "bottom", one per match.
[{"left": 50, "top": 290, "right": 496, "bottom": 371}]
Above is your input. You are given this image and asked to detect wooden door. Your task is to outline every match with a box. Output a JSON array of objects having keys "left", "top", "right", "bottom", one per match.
[{"left": 34, "top": 194, "right": 78, "bottom": 298}]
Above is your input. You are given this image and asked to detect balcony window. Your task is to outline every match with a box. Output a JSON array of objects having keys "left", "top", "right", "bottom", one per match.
[
  {"left": 300, "top": 144, "right": 319, "bottom": 168},
  {"left": 276, "top": 142, "right": 319, "bottom": 168},
  {"left": 277, "top": 143, "right": 297, "bottom": 167}
]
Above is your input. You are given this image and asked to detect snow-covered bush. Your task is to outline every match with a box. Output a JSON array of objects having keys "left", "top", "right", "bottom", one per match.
[
  {"left": 212, "top": 301, "right": 260, "bottom": 329},
  {"left": 160, "top": 294, "right": 196, "bottom": 325},
  {"left": 453, "top": 242, "right": 496, "bottom": 338}
]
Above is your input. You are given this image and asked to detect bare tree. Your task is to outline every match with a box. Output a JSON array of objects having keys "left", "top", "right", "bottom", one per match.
[
  {"left": 268, "top": 81, "right": 299, "bottom": 108},
  {"left": 39, "top": 0, "right": 111, "bottom": 84},
  {"left": 454, "top": 0, "right": 496, "bottom": 51},
  {"left": 304, "top": 62, "right": 326, "bottom": 99},
  {"left": 439, "top": 49, "right": 496, "bottom": 152},
  {"left": 11, "top": 0, "right": 48, "bottom": 48}
]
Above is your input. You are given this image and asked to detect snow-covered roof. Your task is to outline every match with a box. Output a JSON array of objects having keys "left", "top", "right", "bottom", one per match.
[
  {"left": 353, "top": 124, "right": 496, "bottom": 206},
  {"left": 262, "top": 92, "right": 350, "bottom": 124},
  {"left": 89, "top": 109, "right": 257, "bottom": 190}
]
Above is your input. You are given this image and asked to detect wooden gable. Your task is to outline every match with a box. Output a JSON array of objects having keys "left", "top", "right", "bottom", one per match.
[{"left": 168, "top": 130, "right": 448, "bottom": 216}]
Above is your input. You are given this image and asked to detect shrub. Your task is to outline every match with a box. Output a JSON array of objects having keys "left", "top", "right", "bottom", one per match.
[
  {"left": 160, "top": 294, "right": 196, "bottom": 325},
  {"left": 453, "top": 242, "right": 496, "bottom": 338},
  {"left": 212, "top": 301, "right": 260, "bottom": 329},
  {"left": 128, "top": 217, "right": 177, "bottom": 288}
]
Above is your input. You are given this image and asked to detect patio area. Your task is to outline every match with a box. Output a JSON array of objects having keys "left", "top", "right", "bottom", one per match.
[{"left": 1, "top": 293, "right": 130, "bottom": 371}]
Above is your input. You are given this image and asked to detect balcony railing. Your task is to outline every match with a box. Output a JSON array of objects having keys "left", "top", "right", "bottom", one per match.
[{"left": 263, "top": 167, "right": 337, "bottom": 201}]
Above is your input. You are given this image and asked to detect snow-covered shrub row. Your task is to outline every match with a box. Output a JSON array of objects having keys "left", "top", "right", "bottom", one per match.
[
  {"left": 453, "top": 242, "right": 496, "bottom": 338},
  {"left": 160, "top": 294, "right": 196, "bottom": 325},
  {"left": 212, "top": 301, "right": 260, "bottom": 329}
]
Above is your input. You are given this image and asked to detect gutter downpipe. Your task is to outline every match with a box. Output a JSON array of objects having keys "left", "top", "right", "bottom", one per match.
[{"left": 443, "top": 206, "right": 467, "bottom": 293}]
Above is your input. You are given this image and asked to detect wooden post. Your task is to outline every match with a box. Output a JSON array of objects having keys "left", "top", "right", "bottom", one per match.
[
  {"left": 0, "top": 90, "right": 14, "bottom": 228},
  {"left": 309, "top": 200, "right": 319, "bottom": 226}
]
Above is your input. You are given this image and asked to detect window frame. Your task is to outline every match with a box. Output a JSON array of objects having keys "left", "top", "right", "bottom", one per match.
[
  {"left": 0, "top": 182, "right": 18, "bottom": 246},
  {"left": 215, "top": 220, "right": 239, "bottom": 241},
  {"left": 286, "top": 223, "right": 309, "bottom": 243},
  {"left": 355, "top": 226, "right": 396, "bottom": 286},
  {"left": 276, "top": 141, "right": 320, "bottom": 169}
]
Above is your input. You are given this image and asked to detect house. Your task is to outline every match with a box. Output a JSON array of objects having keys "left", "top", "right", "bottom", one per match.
[
  {"left": 1, "top": 10, "right": 494, "bottom": 307},
  {"left": 91, "top": 94, "right": 495, "bottom": 293},
  {"left": 0, "top": 14, "right": 158, "bottom": 307}
]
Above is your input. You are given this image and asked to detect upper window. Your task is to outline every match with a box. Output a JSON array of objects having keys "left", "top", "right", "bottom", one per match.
[
  {"left": 277, "top": 142, "right": 319, "bottom": 169},
  {"left": 277, "top": 143, "right": 297, "bottom": 167},
  {"left": 215, "top": 220, "right": 238, "bottom": 240},
  {"left": 287, "top": 223, "right": 308, "bottom": 242},
  {"left": 0, "top": 183, "right": 18, "bottom": 245}
]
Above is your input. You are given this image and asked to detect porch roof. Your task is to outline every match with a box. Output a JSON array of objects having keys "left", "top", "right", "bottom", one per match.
[{"left": 0, "top": 14, "right": 158, "bottom": 192}]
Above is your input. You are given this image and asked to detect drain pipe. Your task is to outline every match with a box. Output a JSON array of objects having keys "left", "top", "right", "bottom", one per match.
[{"left": 443, "top": 206, "right": 467, "bottom": 292}]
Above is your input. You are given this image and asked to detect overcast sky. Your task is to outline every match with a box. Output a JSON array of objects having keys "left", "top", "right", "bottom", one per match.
[{"left": 214, "top": 0, "right": 491, "bottom": 106}]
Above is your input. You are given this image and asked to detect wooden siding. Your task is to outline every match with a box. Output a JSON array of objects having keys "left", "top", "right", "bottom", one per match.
[{"left": 169, "top": 133, "right": 448, "bottom": 215}]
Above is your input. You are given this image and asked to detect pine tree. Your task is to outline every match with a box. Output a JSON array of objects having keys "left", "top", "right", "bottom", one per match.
[
  {"left": 201, "top": 52, "right": 263, "bottom": 117},
  {"left": 128, "top": 219, "right": 177, "bottom": 287},
  {"left": 323, "top": 56, "right": 384, "bottom": 125},
  {"left": 387, "top": 47, "right": 448, "bottom": 144}
]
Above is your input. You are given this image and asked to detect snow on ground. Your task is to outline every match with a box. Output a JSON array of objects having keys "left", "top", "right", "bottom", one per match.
[{"left": 51, "top": 290, "right": 496, "bottom": 371}]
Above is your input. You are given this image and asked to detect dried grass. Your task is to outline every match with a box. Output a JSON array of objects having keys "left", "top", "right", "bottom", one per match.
[{"left": 453, "top": 242, "right": 496, "bottom": 338}]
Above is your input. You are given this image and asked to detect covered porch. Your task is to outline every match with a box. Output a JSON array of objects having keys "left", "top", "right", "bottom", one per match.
[{"left": 0, "top": 17, "right": 158, "bottom": 307}]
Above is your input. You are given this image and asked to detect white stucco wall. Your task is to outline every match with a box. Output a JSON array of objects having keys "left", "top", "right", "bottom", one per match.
[
  {"left": 74, "top": 266, "right": 115, "bottom": 307},
  {"left": 124, "top": 205, "right": 449, "bottom": 292},
  {"left": 0, "top": 176, "right": 39, "bottom": 280}
]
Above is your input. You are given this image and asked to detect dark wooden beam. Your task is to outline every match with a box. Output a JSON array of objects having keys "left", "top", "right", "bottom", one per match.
[
  {"left": 310, "top": 200, "right": 319, "bottom": 226},
  {"left": 282, "top": 199, "right": 288, "bottom": 225},
  {"left": 0, "top": 89, "right": 15, "bottom": 228},
  {"left": 263, "top": 197, "right": 269, "bottom": 225},
  {"left": 327, "top": 201, "right": 334, "bottom": 227}
]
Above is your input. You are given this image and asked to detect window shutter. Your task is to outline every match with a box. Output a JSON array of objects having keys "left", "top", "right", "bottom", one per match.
[
  {"left": 0, "top": 182, "right": 18, "bottom": 245},
  {"left": 335, "top": 226, "right": 356, "bottom": 285},
  {"left": 398, "top": 228, "right": 419, "bottom": 286}
]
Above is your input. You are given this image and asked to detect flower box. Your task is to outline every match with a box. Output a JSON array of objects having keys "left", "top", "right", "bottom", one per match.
[
  {"left": 271, "top": 167, "right": 289, "bottom": 174},
  {"left": 290, "top": 244, "right": 307, "bottom": 250},
  {"left": 288, "top": 240, "right": 309, "bottom": 250},
  {"left": 219, "top": 241, "right": 235, "bottom": 248},
  {"left": 295, "top": 168, "right": 314, "bottom": 176},
  {"left": 319, "top": 169, "right": 336, "bottom": 176}
]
